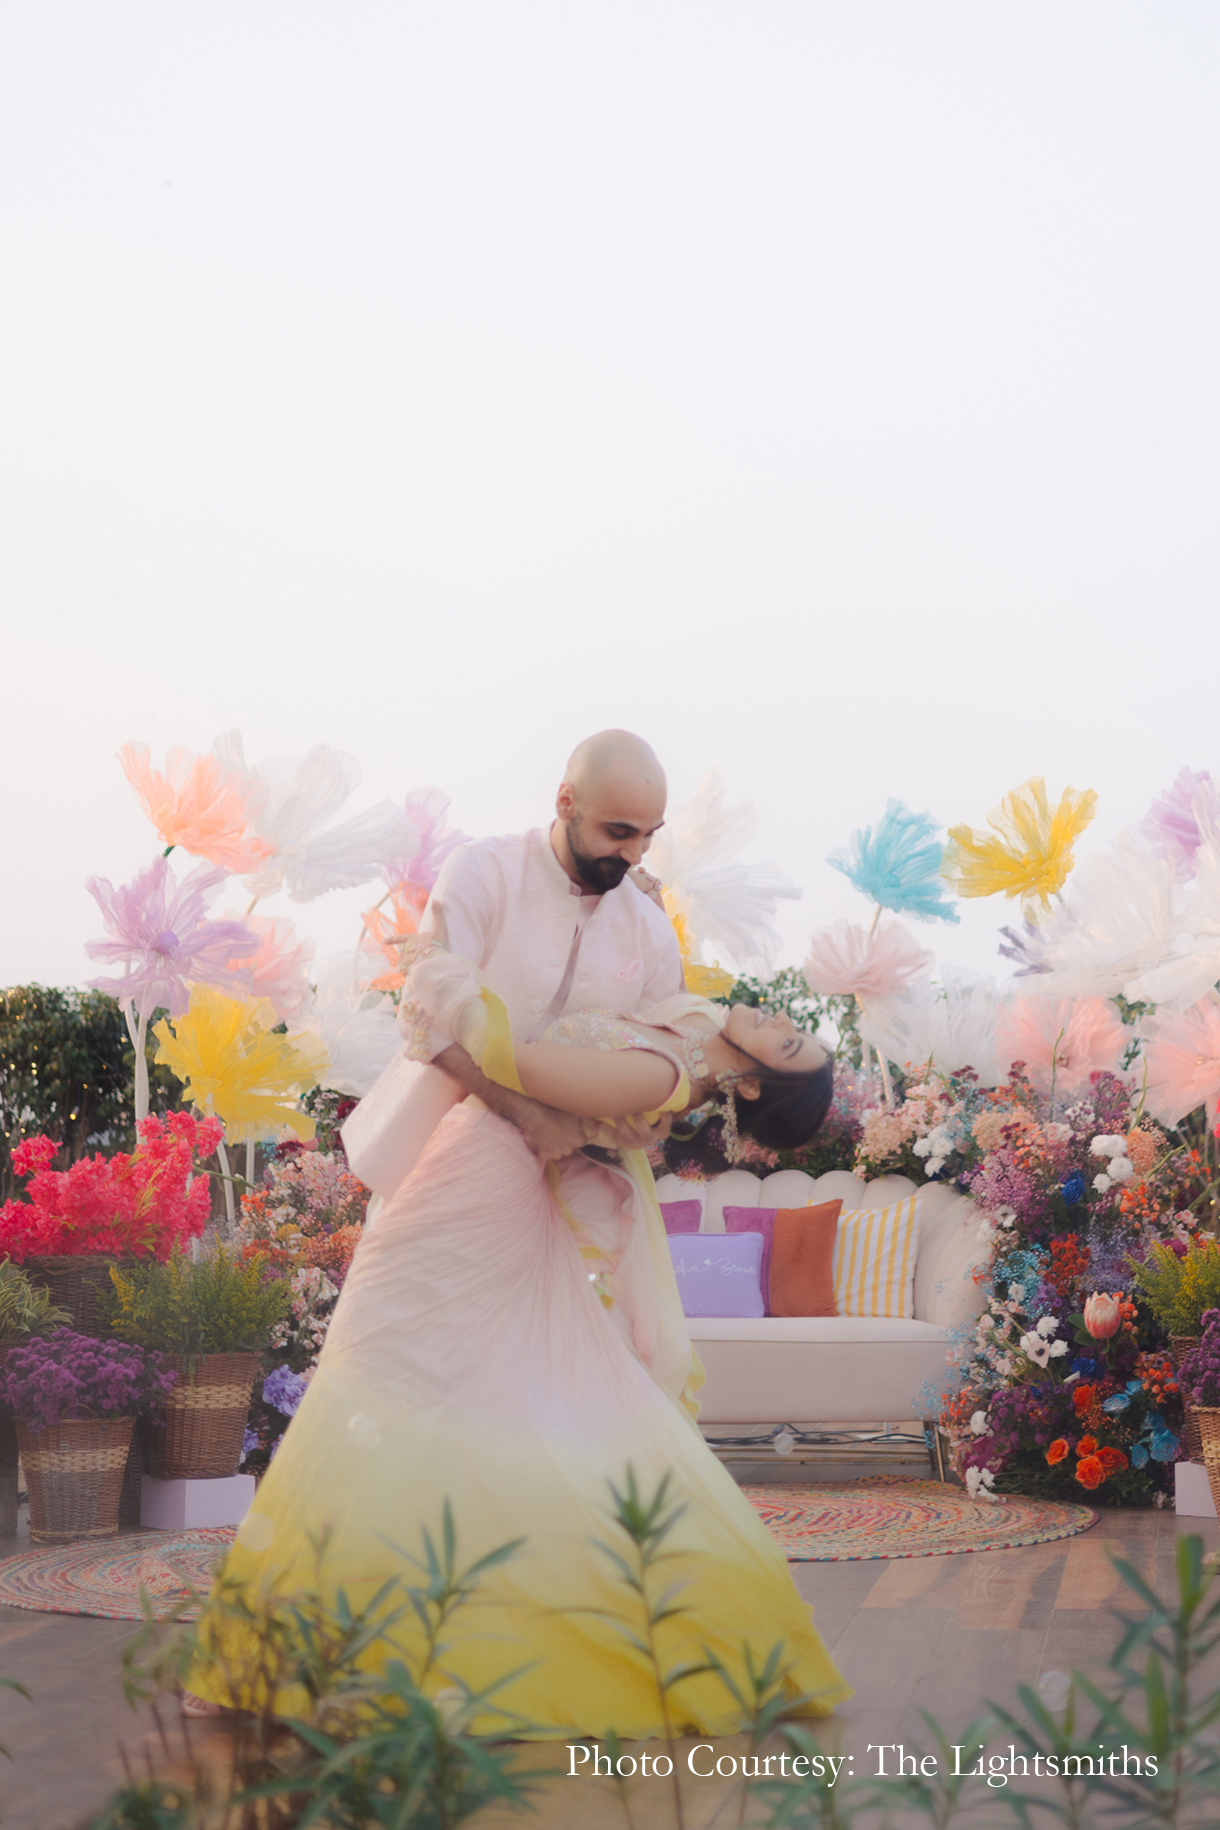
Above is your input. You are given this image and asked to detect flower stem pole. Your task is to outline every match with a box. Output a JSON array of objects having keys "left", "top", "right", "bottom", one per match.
[
  {"left": 121, "top": 998, "right": 151, "bottom": 1126},
  {"left": 245, "top": 1138, "right": 256, "bottom": 1188},
  {"left": 215, "top": 1138, "right": 236, "bottom": 1226}
]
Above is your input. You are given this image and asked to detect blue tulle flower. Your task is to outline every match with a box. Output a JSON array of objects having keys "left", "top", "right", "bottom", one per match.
[{"left": 828, "top": 800, "right": 959, "bottom": 924}]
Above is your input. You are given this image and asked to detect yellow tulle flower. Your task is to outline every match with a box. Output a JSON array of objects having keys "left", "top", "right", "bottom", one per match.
[
  {"left": 154, "top": 986, "right": 329, "bottom": 1143},
  {"left": 941, "top": 777, "right": 1097, "bottom": 919},
  {"left": 665, "top": 901, "right": 735, "bottom": 999}
]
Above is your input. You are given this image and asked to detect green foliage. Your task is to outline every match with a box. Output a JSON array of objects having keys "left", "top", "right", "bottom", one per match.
[
  {"left": 0, "top": 986, "right": 178, "bottom": 1197},
  {"left": 1130, "top": 1240, "right": 1220, "bottom": 1337},
  {"left": 719, "top": 969, "right": 861, "bottom": 1067},
  {"left": 0, "top": 1257, "right": 71, "bottom": 1345},
  {"left": 104, "top": 1245, "right": 290, "bottom": 1357}
]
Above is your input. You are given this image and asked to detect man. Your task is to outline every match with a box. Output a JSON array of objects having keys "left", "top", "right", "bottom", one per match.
[{"left": 343, "top": 729, "right": 685, "bottom": 1191}]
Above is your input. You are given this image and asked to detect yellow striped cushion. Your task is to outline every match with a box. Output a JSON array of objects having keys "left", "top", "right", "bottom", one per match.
[{"left": 831, "top": 1195, "right": 922, "bottom": 1318}]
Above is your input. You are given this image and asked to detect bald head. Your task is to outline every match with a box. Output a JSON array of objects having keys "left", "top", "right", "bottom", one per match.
[{"left": 552, "top": 729, "right": 668, "bottom": 893}]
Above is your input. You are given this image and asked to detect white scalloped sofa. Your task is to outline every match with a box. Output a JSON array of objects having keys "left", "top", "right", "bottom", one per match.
[{"left": 651, "top": 1168, "right": 989, "bottom": 1438}]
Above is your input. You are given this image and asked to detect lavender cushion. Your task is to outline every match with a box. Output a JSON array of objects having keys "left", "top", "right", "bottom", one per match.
[
  {"left": 667, "top": 1233, "right": 765, "bottom": 1319},
  {"left": 660, "top": 1200, "right": 702, "bottom": 1235},
  {"left": 723, "top": 1206, "right": 779, "bottom": 1314}
]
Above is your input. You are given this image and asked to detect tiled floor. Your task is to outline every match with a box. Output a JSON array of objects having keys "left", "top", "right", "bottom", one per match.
[{"left": 1, "top": 1492, "right": 1218, "bottom": 1830}]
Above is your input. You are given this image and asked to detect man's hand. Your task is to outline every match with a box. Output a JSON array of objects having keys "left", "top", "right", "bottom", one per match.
[
  {"left": 581, "top": 1111, "right": 674, "bottom": 1153},
  {"left": 514, "top": 1103, "right": 592, "bottom": 1163}
]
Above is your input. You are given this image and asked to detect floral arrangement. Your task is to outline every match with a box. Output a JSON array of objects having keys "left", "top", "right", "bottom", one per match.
[
  {"left": 0, "top": 1259, "right": 71, "bottom": 1344},
  {"left": 1129, "top": 1239, "right": 1220, "bottom": 1339},
  {"left": 1178, "top": 1311, "right": 1220, "bottom": 1409},
  {"left": 104, "top": 1244, "right": 291, "bottom": 1358},
  {"left": 0, "top": 1328, "right": 175, "bottom": 1431},
  {"left": 0, "top": 1113, "right": 222, "bottom": 1263}
]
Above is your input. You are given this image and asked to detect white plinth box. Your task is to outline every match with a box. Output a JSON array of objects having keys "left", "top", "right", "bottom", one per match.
[
  {"left": 141, "top": 1474, "right": 256, "bottom": 1530},
  {"left": 1174, "top": 1461, "right": 1217, "bottom": 1519}
]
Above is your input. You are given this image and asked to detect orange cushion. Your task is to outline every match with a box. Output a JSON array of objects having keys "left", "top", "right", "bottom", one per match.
[{"left": 768, "top": 1202, "right": 842, "bottom": 1318}]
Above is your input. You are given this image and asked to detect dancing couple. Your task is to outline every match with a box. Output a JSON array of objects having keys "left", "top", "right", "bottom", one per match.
[{"left": 186, "top": 731, "right": 850, "bottom": 1734}]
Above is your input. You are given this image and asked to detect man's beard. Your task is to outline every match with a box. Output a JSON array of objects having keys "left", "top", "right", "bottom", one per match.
[{"left": 567, "top": 819, "right": 631, "bottom": 892}]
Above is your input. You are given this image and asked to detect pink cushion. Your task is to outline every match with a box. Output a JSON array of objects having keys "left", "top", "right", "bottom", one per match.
[
  {"left": 723, "top": 1205, "right": 778, "bottom": 1312},
  {"left": 660, "top": 1200, "right": 702, "bottom": 1235}
]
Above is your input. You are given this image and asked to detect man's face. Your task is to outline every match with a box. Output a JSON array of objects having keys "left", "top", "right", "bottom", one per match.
[{"left": 558, "top": 779, "right": 666, "bottom": 892}]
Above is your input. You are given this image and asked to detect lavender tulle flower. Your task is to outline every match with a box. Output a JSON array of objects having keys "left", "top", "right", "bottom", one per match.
[
  {"left": 828, "top": 800, "right": 959, "bottom": 924},
  {"left": 997, "top": 921, "right": 1052, "bottom": 976},
  {"left": 86, "top": 855, "right": 258, "bottom": 1018},
  {"left": 1141, "top": 767, "right": 1216, "bottom": 878},
  {"left": 382, "top": 787, "right": 469, "bottom": 894}
]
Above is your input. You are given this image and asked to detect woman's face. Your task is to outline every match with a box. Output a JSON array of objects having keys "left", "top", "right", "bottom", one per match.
[{"left": 722, "top": 1003, "right": 829, "bottom": 1074}]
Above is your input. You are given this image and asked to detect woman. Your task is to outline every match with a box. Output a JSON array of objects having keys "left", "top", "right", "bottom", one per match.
[{"left": 185, "top": 959, "right": 850, "bottom": 1733}]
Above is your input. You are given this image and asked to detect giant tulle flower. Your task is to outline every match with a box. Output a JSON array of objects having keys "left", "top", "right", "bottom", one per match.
[
  {"left": 119, "top": 741, "right": 272, "bottom": 873},
  {"left": 290, "top": 952, "right": 401, "bottom": 1098},
  {"left": 828, "top": 800, "right": 958, "bottom": 924},
  {"left": 941, "top": 778, "right": 1097, "bottom": 919},
  {"left": 664, "top": 902, "right": 736, "bottom": 999},
  {"left": 1141, "top": 767, "right": 1219, "bottom": 880},
  {"left": 223, "top": 913, "right": 316, "bottom": 1023},
  {"left": 648, "top": 771, "right": 800, "bottom": 969},
  {"left": 214, "top": 732, "right": 413, "bottom": 904},
  {"left": 1126, "top": 828, "right": 1220, "bottom": 1012},
  {"left": 860, "top": 972, "right": 1006, "bottom": 1086},
  {"left": 153, "top": 986, "right": 328, "bottom": 1142},
  {"left": 1140, "top": 995, "right": 1220, "bottom": 1126},
  {"left": 802, "top": 920, "right": 933, "bottom": 1006},
  {"left": 1034, "top": 832, "right": 1183, "bottom": 1001},
  {"left": 994, "top": 996, "right": 1128, "bottom": 1096},
  {"left": 358, "top": 884, "right": 425, "bottom": 992},
  {"left": 382, "top": 787, "right": 468, "bottom": 893},
  {"left": 86, "top": 857, "right": 258, "bottom": 1018}
]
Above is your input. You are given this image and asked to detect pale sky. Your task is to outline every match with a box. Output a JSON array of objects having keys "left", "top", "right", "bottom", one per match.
[{"left": 2, "top": 4, "right": 1218, "bottom": 990}]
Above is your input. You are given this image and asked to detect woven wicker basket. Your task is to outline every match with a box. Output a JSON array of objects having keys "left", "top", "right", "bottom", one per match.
[
  {"left": 22, "top": 1255, "right": 129, "bottom": 1340},
  {"left": 0, "top": 1346, "right": 16, "bottom": 1538},
  {"left": 1170, "top": 1335, "right": 1203, "bottom": 1462},
  {"left": 17, "top": 1416, "right": 134, "bottom": 1542},
  {"left": 143, "top": 1352, "right": 259, "bottom": 1480},
  {"left": 1192, "top": 1407, "right": 1220, "bottom": 1520}
]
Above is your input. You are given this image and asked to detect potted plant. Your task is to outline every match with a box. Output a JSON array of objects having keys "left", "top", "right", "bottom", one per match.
[
  {"left": 0, "top": 1116, "right": 220, "bottom": 1337},
  {"left": 1178, "top": 1311, "right": 1220, "bottom": 1516},
  {"left": 0, "top": 1259, "right": 72, "bottom": 1534},
  {"left": 105, "top": 1246, "right": 290, "bottom": 1479},
  {"left": 0, "top": 1330, "right": 174, "bottom": 1541},
  {"left": 1128, "top": 1239, "right": 1220, "bottom": 1459}
]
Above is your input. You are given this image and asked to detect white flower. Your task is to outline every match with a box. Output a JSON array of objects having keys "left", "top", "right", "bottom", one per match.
[
  {"left": 1019, "top": 1332, "right": 1051, "bottom": 1367},
  {"left": 1093, "top": 1173, "right": 1113, "bottom": 1193},
  {"left": 926, "top": 1157, "right": 946, "bottom": 1176},
  {"left": 1108, "top": 1156, "right": 1135, "bottom": 1184},
  {"left": 970, "top": 1410, "right": 988, "bottom": 1435},
  {"left": 1089, "top": 1134, "right": 1127, "bottom": 1158},
  {"left": 977, "top": 1218, "right": 998, "bottom": 1244},
  {"left": 965, "top": 1466, "right": 997, "bottom": 1502},
  {"left": 913, "top": 1135, "right": 933, "bottom": 1157},
  {"left": 1009, "top": 1285, "right": 1025, "bottom": 1303},
  {"left": 1049, "top": 1340, "right": 1069, "bottom": 1357},
  {"left": 1036, "top": 1315, "right": 1059, "bottom": 1337},
  {"left": 995, "top": 1205, "right": 1018, "bottom": 1228}
]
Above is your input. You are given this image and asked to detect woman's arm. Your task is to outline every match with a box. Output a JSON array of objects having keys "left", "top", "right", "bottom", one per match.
[{"left": 514, "top": 1041, "right": 682, "bottom": 1119}]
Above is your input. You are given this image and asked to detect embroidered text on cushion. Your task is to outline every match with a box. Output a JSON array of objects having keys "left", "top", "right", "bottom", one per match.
[
  {"left": 723, "top": 1206, "right": 777, "bottom": 1310},
  {"left": 833, "top": 1195, "right": 922, "bottom": 1318}
]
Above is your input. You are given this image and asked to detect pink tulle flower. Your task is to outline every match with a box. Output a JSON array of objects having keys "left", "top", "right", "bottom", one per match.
[
  {"left": 1141, "top": 994, "right": 1220, "bottom": 1126},
  {"left": 1141, "top": 767, "right": 1217, "bottom": 880},
  {"left": 119, "top": 742, "right": 272, "bottom": 873},
  {"left": 223, "top": 913, "right": 315, "bottom": 1023},
  {"left": 994, "top": 996, "right": 1128, "bottom": 1095},
  {"left": 802, "top": 920, "right": 933, "bottom": 1006},
  {"left": 382, "top": 787, "right": 468, "bottom": 894},
  {"left": 86, "top": 856, "right": 259, "bottom": 1018}
]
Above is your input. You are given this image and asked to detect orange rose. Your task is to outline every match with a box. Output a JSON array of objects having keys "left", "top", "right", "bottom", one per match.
[
  {"left": 1096, "top": 1446, "right": 1128, "bottom": 1475},
  {"left": 1075, "top": 1455, "right": 1105, "bottom": 1490},
  {"left": 1073, "top": 1384, "right": 1095, "bottom": 1416},
  {"left": 1077, "top": 1435, "right": 1098, "bottom": 1457},
  {"left": 1046, "top": 1438, "right": 1070, "bottom": 1465}
]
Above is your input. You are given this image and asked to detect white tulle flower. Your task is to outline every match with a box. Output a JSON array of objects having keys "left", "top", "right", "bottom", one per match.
[
  {"left": 648, "top": 771, "right": 800, "bottom": 969},
  {"left": 803, "top": 920, "right": 933, "bottom": 1005},
  {"left": 1127, "top": 828, "right": 1220, "bottom": 1011},
  {"left": 215, "top": 731, "right": 413, "bottom": 904},
  {"left": 1033, "top": 830, "right": 1184, "bottom": 1000},
  {"left": 859, "top": 970, "right": 1007, "bottom": 1085},
  {"left": 290, "top": 951, "right": 401, "bottom": 1098}
]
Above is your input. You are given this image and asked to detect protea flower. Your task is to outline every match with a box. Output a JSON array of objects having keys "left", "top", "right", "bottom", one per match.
[{"left": 1083, "top": 1292, "right": 1122, "bottom": 1340}]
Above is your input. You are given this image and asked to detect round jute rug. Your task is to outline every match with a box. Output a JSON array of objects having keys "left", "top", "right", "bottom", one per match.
[
  {"left": 0, "top": 1528, "right": 234, "bottom": 1621},
  {"left": 743, "top": 1475, "right": 1096, "bottom": 1560}
]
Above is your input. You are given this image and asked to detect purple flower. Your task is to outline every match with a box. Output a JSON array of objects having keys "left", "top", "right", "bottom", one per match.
[
  {"left": 382, "top": 787, "right": 469, "bottom": 893},
  {"left": 1141, "top": 767, "right": 1215, "bottom": 879},
  {"left": 261, "top": 1364, "right": 308, "bottom": 1416},
  {"left": 85, "top": 855, "right": 258, "bottom": 1018},
  {"left": 0, "top": 1330, "right": 173, "bottom": 1432}
]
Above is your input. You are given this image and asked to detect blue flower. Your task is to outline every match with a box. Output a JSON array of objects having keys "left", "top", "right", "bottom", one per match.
[
  {"left": 1130, "top": 1442, "right": 1149, "bottom": 1468},
  {"left": 261, "top": 1365, "right": 309, "bottom": 1417},
  {"left": 827, "top": 800, "right": 959, "bottom": 924},
  {"left": 1150, "top": 1422, "right": 1179, "bottom": 1463},
  {"left": 1070, "top": 1355, "right": 1100, "bottom": 1378},
  {"left": 1102, "top": 1393, "right": 1131, "bottom": 1414},
  {"left": 1061, "top": 1173, "right": 1086, "bottom": 1207}
]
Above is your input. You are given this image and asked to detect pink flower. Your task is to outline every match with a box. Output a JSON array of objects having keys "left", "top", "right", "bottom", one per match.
[
  {"left": 1083, "top": 1293, "right": 1121, "bottom": 1340},
  {"left": 382, "top": 787, "right": 468, "bottom": 894},
  {"left": 222, "top": 913, "right": 315, "bottom": 1023},
  {"left": 11, "top": 1136, "right": 59, "bottom": 1178},
  {"left": 85, "top": 856, "right": 258, "bottom": 1018},
  {"left": 1141, "top": 994, "right": 1220, "bottom": 1126},
  {"left": 1141, "top": 767, "right": 1217, "bottom": 879},
  {"left": 995, "top": 996, "right": 1127, "bottom": 1095},
  {"left": 802, "top": 920, "right": 933, "bottom": 1006},
  {"left": 119, "top": 742, "right": 272, "bottom": 873}
]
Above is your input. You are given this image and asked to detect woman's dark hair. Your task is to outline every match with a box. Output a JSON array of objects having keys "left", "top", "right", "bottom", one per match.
[{"left": 661, "top": 1035, "right": 834, "bottom": 1177}]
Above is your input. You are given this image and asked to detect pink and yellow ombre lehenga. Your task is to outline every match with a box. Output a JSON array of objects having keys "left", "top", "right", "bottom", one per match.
[{"left": 188, "top": 968, "right": 850, "bottom": 1736}]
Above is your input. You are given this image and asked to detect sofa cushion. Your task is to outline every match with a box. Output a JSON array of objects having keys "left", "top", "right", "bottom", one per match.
[
  {"left": 769, "top": 1203, "right": 842, "bottom": 1317},
  {"left": 667, "top": 1233, "right": 765, "bottom": 1318},
  {"left": 660, "top": 1200, "right": 702, "bottom": 1235},
  {"left": 835, "top": 1195, "right": 922, "bottom": 1318},
  {"left": 687, "top": 1315, "right": 948, "bottom": 1344}
]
